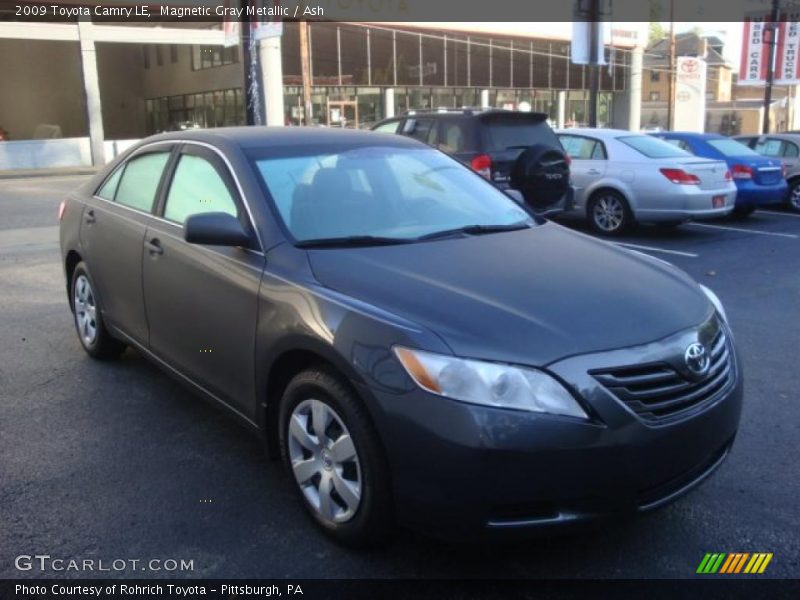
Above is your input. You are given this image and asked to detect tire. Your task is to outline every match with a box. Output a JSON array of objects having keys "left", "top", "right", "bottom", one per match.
[
  {"left": 70, "top": 262, "right": 126, "bottom": 360},
  {"left": 509, "top": 144, "right": 570, "bottom": 212},
  {"left": 787, "top": 179, "right": 800, "bottom": 213},
  {"left": 731, "top": 205, "right": 756, "bottom": 219},
  {"left": 279, "top": 367, "right": 393, "bottom": 547},
  {"left": 587, "top": 190, "right": 634, "bottom": 236}
]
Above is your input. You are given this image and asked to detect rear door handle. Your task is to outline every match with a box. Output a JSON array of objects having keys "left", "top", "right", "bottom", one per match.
[
  {"left": 144, "top": 238, "right": 163, "bottom": 256},
  {"left": 84, "top": 209, "right": 96, "bottom": 224}
]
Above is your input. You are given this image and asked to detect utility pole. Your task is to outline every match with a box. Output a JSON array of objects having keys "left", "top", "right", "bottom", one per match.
[
  {"left": 667, "top": 0, "right": 676, "bottom": 131},
  {"left": 588, "top": 0, "right": 600, "bottom": 127},
  {"left": 241, "top": 0, "right": 257, "bottom": 126},
  {"left": 299, "top": 20, "right": 313, "bottom": 126},
  {"left": 763, "top": 0, "right": 780, "bottom": 134}
]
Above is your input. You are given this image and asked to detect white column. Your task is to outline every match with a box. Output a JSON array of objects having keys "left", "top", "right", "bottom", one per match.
[
  {"left": 77, "top": 20, "right": 105, "bottom": 165},
  {"left": 480, "top": 89, "right": 490, "bottom": 108},
  {"left": 384, "top": 88, "right": 395, "bottom": 119},
  {"left": 259, "top": 35, "right": 285, "bottom": 127},
  {"left": 628, "top": 45, "right": 644, "bottom": 132},
  {"left": 557, "top": 91, "right": 567, "bottom": 129}
]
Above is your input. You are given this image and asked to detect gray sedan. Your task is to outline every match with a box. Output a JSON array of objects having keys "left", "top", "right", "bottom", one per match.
[
  {"left": 733, "top": 132, "right": 800, "bottom": 212},
  {"left": 557, "top": 129, "right": 737, "bottom": 235}
]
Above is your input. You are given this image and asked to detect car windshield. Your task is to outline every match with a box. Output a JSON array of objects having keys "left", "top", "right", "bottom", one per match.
[
  {"left": 618, "top": 135, "right": 692, "bottom": 158},
  {"left": 706, "top": 139, "right": 760, "bottom": 157},
  {"left": 252, "top": 146, "right": 534, "bottom": 244}
]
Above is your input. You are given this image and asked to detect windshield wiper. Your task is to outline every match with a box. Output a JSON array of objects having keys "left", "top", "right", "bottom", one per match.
[
  {"left": 416, "top": 221, "right": 533, "bottom": 241},
  {"left": 295, "top": 235, "right": 413, "bottom": 248}
]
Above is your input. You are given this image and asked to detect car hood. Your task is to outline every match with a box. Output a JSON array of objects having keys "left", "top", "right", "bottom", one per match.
[{"left": 307, "top": 223, "right": 712, "bottom": 366}]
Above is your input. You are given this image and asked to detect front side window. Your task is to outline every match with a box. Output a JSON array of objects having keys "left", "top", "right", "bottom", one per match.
[
  {"left": 618, "top": 135, "right": 691, "bottom": 159},
  {"left": 164, "top": 155, "right": 238, "bottom": 225},
  {"left": 115, "top": 152, "right": 170, "bottom": 212},
  {"left": 253, "top": 146, "right": 533, "bottom": 243}
]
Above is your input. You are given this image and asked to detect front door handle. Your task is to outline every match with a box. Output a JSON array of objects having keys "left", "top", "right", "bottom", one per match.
[
  {"left": 84, "top": 209, "right": 96, "bottom": 224},
  {"left": 587, "top": 169, "right": 601, "bottom": 175},
  {"left": 144, "top": 238, "right": 164, "bottom": 256}
]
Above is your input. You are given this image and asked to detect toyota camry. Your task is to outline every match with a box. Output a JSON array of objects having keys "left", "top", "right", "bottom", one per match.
[{"left": 59, "top": 127, "right": 742, "bottom": 546}]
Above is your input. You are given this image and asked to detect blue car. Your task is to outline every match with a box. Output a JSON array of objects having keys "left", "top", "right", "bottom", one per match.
[{"left": 651, "top": 132, "right": 787, "bottom": 217}]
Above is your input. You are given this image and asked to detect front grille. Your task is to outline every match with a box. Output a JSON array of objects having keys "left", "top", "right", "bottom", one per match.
[{"left": 592, "top": 328, "right": 733, "bottom": 423}]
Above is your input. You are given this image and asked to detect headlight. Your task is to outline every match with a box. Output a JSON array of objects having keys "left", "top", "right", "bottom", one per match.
[
  {"left": 699, "top": 284, "right": 727, "bottom": 323},
  {"left": 393, "top": 347, "right": 588, "bottom": 419}
]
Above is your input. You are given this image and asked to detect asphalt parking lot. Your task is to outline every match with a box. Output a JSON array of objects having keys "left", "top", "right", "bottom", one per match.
[{"left": 1, "top": 174, "right": 798, "bottom": 579}]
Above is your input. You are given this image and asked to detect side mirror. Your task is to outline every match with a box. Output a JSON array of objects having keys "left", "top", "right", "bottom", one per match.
[
  {"left": 505, "top": 189, "right": 526, "bottom": 205},
  {"left": 184, "top": 212, "right": 251, "bottom": 247}
]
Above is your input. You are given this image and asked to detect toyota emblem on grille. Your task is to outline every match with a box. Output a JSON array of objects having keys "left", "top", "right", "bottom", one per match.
[{"left": 685, "top": 342, "right": 710, "bottom": 376}]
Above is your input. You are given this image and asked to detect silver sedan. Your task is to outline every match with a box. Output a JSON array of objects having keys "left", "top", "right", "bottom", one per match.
[{"left": 556, "top": 129, "right": 737, "bottom": 235}]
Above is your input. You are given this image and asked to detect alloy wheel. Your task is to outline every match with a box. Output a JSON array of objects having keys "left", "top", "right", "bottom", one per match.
[
  {"left": 790, "top": 183, "right": 800, "bottom": 211},
  {"left": 288, "top": 398, "right": 362, "bottom": 524},
  {"left": 593, "top": 195, "right": 624, "bottom": 232},
  {"left": 73, "top": 274, "right": 98, "bottom": 346}
]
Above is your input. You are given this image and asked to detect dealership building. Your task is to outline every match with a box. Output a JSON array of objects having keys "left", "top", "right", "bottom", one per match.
[{"left": 0, "top": 18, "right": 645, "bottom": 169}]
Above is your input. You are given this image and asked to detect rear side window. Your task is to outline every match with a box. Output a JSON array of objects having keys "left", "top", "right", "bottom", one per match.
[
  {"left": 481, "top": 115, "right": 561, "bottom": 152},
  {"left": 403, "top": 119, "right": 436, "bottom": 144},
  {"left": 373, "top": 120, "right": 401, "bottom": 134},
  {"left": 164, "top": 155, "right": 238, "bottom": 225},
  {"left": 115, "top": 152, "right": 170, "bottom": 212},
  {"left": 438, "top": 120, "right": 477, "bottom": 153},
  {"left": 96, "top": 166, "right": 123, "bottom": 200},
  {"left": 618, "top": 135, "right": 690, "bottom": 158}
]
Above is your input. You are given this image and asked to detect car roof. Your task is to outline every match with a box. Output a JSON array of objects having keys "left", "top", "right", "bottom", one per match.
[
  {"left": 555, "top": 128, "right": 635, "bottom": 139},
  {"left": 656, "top": 132, "right": 723, "bottom": 140},
  {"left": 140, "top": 126, "right": 424, "bottom": 150}
]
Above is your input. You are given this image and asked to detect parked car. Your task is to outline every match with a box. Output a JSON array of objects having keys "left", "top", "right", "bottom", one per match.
[
  {"left": 653, "top": 132, "right": 788, "bottom": 217},
  {"left": 371, "top": 108, "right": 572, "bottom": 215},
  {"left": 556, "top": 129, "right": 736, "bottom": 235},
  {"left": 732, "top": 133, "right": 800, "bottom": 212},
  {"left": 60, "top": 127, "right": 742, "bottom": 545}
]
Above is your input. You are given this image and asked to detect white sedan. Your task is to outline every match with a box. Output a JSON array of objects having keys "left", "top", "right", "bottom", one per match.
[{"left": 556, "top": 129, "right": 737, "bottom": 235}]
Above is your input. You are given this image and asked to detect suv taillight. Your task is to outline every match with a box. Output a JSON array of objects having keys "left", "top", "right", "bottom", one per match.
[
  {"left": 58, "top": 199, "right": 66, "bottom": 221},
  {"left": 471, "top": 154, "right": 492, "bottom": 179},
  {"left": 660, "top": 168, "right": 700, "bottom": 185},
  {"left": 731, "top": 164, "right": 753, "bottom": 180},
  {"left": 564, "top": 153, "right": 572, "bottom": 166}
]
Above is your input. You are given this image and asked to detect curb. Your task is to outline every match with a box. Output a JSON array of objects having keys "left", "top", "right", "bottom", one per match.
[{"left": 0, "top": 167, "right": 100, "bottom": 180}]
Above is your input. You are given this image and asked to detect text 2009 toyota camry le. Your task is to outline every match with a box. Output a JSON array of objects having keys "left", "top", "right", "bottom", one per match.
[{"left": 59, "top": 127, "right": 742, "bottom": 546}]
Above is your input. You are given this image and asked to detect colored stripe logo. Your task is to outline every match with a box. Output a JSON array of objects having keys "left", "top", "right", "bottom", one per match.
[{"left": 697, "top": 552, "right": 773, "bottom": 574}]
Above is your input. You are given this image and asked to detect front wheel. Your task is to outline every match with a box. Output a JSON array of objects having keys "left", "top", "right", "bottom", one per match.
[
  {"left": 587, "top": 190, "right": 633, "bottom": 236},
  {"left": 279, "top": 368, "right": 393, "bottom": 547},
  {"left": 787, "top": 179, "right": 800, "bottom": 213}
]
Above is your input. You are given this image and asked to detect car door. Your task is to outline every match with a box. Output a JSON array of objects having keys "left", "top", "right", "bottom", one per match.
[
  {"left": 79, "top": 145, "right": 174, "bottom": 345},
  {"left": 141, "top": 143, "right": 264, "bottom": 417},
  {"left": 558, "top": 134, "right": 608, "bottom": 210}
]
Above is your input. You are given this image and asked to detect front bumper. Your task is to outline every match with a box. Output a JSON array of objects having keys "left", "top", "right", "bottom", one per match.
[{"left": 359, "top": 318, "right": 743, "bottom": 539}]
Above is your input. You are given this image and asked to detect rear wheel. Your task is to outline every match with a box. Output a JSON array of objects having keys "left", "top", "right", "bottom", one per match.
[
  {"left": 70, "top": 262, "right": 125, "bottom": 359},
  {"left": 731, "top": 205, "right": 756, "bottom": 219},
  {"left": 279, "top": 367, "right": 393, "bottom": 547},
  {"left": 587, "top": 190, "right": 633, "bottom": 236},
  {"left": 787, "top": 179, "right": 800, "bottom": 213}
]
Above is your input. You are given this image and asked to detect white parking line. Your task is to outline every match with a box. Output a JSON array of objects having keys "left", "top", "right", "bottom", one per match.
[
  {"left": 614, "top": 242, "right": 699, "bottom": 258},
  {"left": 686, "top": 222, "right": 798, "bottom": 239},
  {"left": 758, "top": 210, "right": 800, "bottom": 218}
]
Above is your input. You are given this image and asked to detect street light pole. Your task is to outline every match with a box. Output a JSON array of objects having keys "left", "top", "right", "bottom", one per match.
[
  {"left": 763, "top": 0, "right": 780, "bottom": 134},
  {"left": 299, "top": 20, "right": 313, "bottom": 126},
  {"left": 588, "top": 1, "right": 600, "bottom": 127}
]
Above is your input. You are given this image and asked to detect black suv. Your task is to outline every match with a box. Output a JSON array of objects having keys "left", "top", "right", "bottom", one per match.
[{"left": 372, "top": 108, "right": 572, "bottom": 214}]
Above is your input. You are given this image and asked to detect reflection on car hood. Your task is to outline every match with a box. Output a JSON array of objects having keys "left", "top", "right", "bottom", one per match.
[{"left": 307, "top": 223, "right": 712, "bottom": 366}]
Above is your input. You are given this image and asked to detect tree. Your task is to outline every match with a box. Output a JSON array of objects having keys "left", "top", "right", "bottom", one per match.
[{"left": 649, "top": 22, "right": 666, "bottom": 44}]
